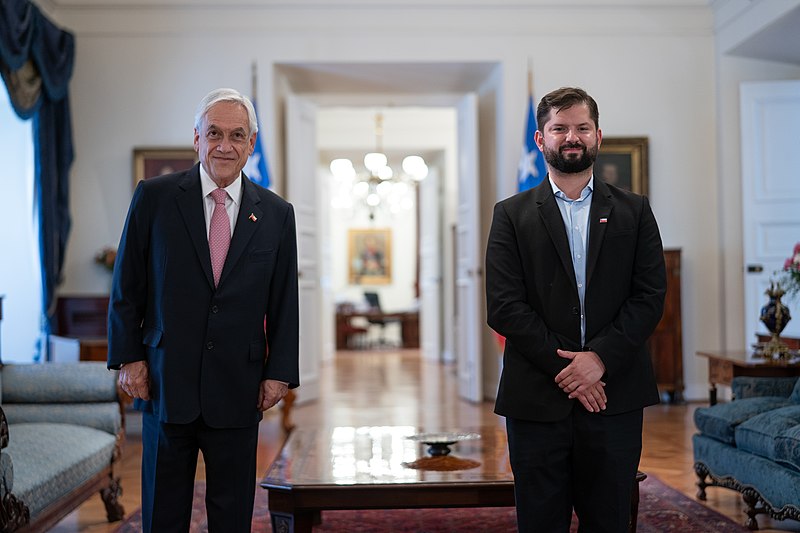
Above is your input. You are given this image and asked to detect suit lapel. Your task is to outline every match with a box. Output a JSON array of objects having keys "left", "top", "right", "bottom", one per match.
[
  {"left": 218, "top": 175, "right": 263, "bottom": 287},
  {"left": 534, "top": 181, "right": 576, "bottom": 282},
  {"left": 586, "top": 180, "right": 614, "bottom": 285},
  {"left": 175, "top": 164, "right": 215, "bottom": 288}
]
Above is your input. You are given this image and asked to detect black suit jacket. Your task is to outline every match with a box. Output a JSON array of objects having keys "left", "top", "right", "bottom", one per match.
[
  {"left": 486, "top": 178, "right": 665, "bottom": 422},
  {"left": 107, "top": 164, "right": 299, "bottom": 428}
]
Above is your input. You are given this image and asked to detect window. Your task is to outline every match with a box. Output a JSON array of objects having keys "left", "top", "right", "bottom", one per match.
[{"left": 0, "top": 87, "right": 42, "bottom": 362}]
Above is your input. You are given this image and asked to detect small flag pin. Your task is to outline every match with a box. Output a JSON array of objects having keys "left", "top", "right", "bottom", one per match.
[
  {"left": 599, "top": 217, "right": 608, "bottom": 224},
  {"left": 249, "top": 213, "right": 258, "bottom": 222}
]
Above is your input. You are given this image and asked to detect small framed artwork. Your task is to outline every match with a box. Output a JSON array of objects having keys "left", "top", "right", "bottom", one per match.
[
  {"left": 348, "top": 228, "right": 392, "bottom": 285},
  {"left": 595, "top": 137, "right": 649, "bottom": 196},
  {"left": 133, "top": 147, "right": 198, "bottom": 185}
]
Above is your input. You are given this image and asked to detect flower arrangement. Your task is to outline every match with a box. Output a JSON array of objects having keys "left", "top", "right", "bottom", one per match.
[
  {"left": 94, "top": 246, "right": 117, "bottom": 272},
  {"left": 779, "top": 242, "right": 800, "bottom": 300}
]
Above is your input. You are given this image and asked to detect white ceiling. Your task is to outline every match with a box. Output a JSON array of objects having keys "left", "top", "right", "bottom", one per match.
[
  {"left": 727, "top": 5, "right": 800, "bottom": 66},
  {"left": 277, "top": 62, "right": 498, "bottom": 96}
]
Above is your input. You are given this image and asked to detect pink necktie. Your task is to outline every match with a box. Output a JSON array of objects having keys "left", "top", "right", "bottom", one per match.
[{"left": 209, "top": 188, "right": 231, "bottom": 287}]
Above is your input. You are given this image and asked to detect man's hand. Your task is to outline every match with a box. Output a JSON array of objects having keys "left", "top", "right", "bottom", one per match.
[
  {"left": 118, "top": 360, "right": 150, "bottom": 400},
  {"left": 555, "top": 350, "right": 607, "bottom": 412},
  {"left": 571, "top": 381, "right": 607, "bottom": 413},
  {"left": 258, "top": 379, "right": 288, "bottom": 411}
]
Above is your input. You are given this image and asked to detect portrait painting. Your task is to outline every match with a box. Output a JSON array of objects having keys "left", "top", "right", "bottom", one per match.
[
  {"left": 595, "top": 137, "right": 649, "bottom": 196},
  {"left": 348, "top": 228, "right": 392, "bottom": 285},
  {"left": 133, "top": 147, "right": 198, "bottom": 185}
]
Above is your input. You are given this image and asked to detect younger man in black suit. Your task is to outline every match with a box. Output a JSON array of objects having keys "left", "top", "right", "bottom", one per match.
[{"left": 486, "top": 87, "right": 666, "bottom": 532}]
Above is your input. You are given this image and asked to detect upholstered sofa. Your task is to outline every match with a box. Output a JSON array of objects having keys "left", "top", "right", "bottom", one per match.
[
  {"left": 693, "top": 375, "right": 800, "bottom": 530},
  {"left": 0, "top": 362, "right": 125, "bottom": 532}
]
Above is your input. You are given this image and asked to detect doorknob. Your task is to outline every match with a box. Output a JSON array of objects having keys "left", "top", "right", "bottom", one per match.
[{"left": 746, "top": 264, "right": 764, "bottom": 273}]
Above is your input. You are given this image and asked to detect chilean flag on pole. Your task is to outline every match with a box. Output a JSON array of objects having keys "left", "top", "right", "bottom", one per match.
[
  {"left": 517, "top": 66, "right": 547, "bottom": 192},
  {"left": 244, "top": 99, "right": 271, "bottom": 189}
]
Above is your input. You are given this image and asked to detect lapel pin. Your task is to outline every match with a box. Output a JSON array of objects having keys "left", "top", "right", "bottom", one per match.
[
  {"left": 249, "top": 213, "right": 258, "bottom": 222},
  {"left": 599, "top": 217, "right": 608, "bottom": 224}
]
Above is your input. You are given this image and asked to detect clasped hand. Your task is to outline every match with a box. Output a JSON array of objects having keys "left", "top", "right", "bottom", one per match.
[{"left": 554, "top": 350, "right": 607, "bottom": 413}]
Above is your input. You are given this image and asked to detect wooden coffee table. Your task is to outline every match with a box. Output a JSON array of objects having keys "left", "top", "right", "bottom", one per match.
[
  {"left": 696, "top": 350, "right": 800, "bottom": 405},
  {"left": 261, "top": 425, "right": 514, "bottom": 532}
]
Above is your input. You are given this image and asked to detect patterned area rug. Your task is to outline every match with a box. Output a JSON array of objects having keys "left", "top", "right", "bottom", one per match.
[{"left": 114, "top": 475, "right": 749, "bottom": 532}]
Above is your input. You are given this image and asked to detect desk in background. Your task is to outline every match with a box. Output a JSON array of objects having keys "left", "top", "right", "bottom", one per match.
[
  {"left": 50, "top": 295, "right": 109, "bottom": 362},
  {"left": 336, "top": 310, "right": 419, "bottom": 349}
]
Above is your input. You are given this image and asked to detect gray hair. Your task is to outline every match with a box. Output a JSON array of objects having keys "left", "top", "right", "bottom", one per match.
[{"left": 194, "top": 88, "right": 258, "bottom": 135}]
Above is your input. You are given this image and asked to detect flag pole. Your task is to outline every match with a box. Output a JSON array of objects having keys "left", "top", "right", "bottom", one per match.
[
  {"left": 251, "top": 61, "right": 257, "bottom": 99},
  {"left": 527, "top": 57, "right": 533, "bottom": 98}
]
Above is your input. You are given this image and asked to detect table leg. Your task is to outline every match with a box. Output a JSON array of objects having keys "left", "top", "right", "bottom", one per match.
[
  {"left": 271, "top": 509, "right": 315, "bottom": 533},
  {"left": 281, "top": 390, "right": 296, "bottom": 433},
  {"left": 709, "top": 385, "right": 717, "bottom": 406}
]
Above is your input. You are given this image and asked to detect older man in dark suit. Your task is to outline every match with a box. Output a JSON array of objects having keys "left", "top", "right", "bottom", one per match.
[
  {"left": 486, "top": 87, "right": 666, "bottom": 533},
  {"left": 108, "top": 88, "right": 298, "bottom": 532}
]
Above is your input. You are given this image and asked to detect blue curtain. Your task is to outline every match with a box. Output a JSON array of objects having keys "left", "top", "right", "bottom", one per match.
[{"left": 0, "top": 0, "right": 75, "bottom": 359}]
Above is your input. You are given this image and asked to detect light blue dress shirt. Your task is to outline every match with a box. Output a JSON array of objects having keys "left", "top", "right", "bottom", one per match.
[{"left": 550, "top": 176, "right": 594, "bottom": 346}]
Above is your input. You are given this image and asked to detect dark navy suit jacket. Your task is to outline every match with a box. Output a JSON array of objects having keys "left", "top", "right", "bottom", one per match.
[
  {"left": 486, "top": 178, "right": 665, "bottom": 422},
  {"left": 107, "top": 163, "right": 299, "bottom": 428}
]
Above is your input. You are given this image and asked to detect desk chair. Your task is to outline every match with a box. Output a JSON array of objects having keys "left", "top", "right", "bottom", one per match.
[{"left": 363, "top": 292, "right": 400, "bottom": 347}]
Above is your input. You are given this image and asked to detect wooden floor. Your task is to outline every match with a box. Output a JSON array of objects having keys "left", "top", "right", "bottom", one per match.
[{"left": 51, "top": 348, "right": 799, "bottom": 532}]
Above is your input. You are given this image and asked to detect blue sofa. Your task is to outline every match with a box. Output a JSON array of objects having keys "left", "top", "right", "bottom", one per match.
[
  {"left": 0, "top": 362, "right": 125, "bottom": 532},
  {"left": 693, "top": 375, "right": 800, "bottom": 530}
]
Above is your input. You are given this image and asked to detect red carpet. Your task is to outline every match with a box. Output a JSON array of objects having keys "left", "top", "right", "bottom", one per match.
[{"left": 114, "top": 475, "right": 749, "bottom": 532}]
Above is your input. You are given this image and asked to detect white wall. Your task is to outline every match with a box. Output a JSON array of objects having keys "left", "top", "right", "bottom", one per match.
[
  {"left": 42, "top": 0, "right": 721, "bottom": 399},
  {"left": 709, "top": 0, "right": 800, "bottom": 400}
]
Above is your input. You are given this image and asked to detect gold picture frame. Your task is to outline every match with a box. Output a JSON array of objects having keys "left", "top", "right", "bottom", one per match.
[
  {"left": 133, "top": 147, "right": 198, "bottom": 185},
  {"left": 596, "top": 137, "right": 649, "bottom": 196},
  {"left": 348, "top": 228, "right": 392, "bottom": 285}
]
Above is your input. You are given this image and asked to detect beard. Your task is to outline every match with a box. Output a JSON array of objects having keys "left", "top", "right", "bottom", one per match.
[{"left": 542, "top": 141, "right": 599, "bottom": 174}]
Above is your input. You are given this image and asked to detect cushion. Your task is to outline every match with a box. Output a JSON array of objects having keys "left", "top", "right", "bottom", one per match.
[
  {"left": 733, "top": 376, "right": 799, "bottom": 400},
  {"left": 736, "top": 405, "right": 800, "bottom": 461},
  {"left": 694, "top": 397, "right": 793, "bottom": 444},
  {"left": 1, "top": 363, "right": 118, "bottom": 404},
  {"left": 775, "top": 424, "right": 800, "bottom": 472},
  {"left": 4, "top": 423, "right": 116, "bottom": 518},
  {"left": 792, "top": 377, "right": 800, "bottom": 404},
  {"left": 1, "top": 402, "right": 122, "bottom": 436}
]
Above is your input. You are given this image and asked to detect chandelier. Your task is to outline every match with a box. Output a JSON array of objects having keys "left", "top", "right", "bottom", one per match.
[{"left": 329, "top": 112, "right": 428, "bottom": 221}]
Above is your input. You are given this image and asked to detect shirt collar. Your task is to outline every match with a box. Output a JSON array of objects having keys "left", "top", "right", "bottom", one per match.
[
  {"left": 549, "top": 175, "right": 595, "bottom": 202},
  {"left": 200, "top": 164, "right": 242, "bottom": 206}
]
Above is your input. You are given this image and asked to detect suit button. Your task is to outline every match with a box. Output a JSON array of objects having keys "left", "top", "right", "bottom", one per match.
[
  {"left": 206, "top": 341, "right": 214, "bottom": 350},
  {"left": 211, "top": 305, "right": 219, "bottom": 313},
  {"left": 572, "top": 307, "right": 579, "bottom": 315}
]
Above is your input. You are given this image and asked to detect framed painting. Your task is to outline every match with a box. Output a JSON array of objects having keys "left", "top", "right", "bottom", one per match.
[
  {"left": 595, "top": 137, "right": 649, "bottom": 196},
  {"left": 348, "top": 228, "right": 392, "bottom": 285},
  {"left": 133, "top": 147, "right": 198, "bottom": 185}
]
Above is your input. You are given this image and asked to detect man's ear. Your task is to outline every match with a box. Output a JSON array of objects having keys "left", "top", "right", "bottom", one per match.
[{"left": 534, "top": 130, "right": 545, "bottom": 150}]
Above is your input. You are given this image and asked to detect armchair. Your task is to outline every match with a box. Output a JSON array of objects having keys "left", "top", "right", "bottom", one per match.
[{"left": 0, "top": 362, "right": 125, "bottom": 532}]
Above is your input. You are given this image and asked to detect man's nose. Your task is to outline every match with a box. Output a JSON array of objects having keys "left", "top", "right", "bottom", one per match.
[
  {"left": 565, "top": 129, "right": 580, "bottom": 142},
  {"left": 216, "top": 137, "right": 233, "bottom": 151}
]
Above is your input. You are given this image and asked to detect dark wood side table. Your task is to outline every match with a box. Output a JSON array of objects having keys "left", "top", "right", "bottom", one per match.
[{"left": 696, "top": 349, "right": 800, "bottom": 405}]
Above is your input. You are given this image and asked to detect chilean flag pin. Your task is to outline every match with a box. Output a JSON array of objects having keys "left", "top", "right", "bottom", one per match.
[
  {"left": 249, "top": 213, "right": 258, "bottom": 222},
  {"left": 599, "top": 217, "right": 608, "bottom": 224}
]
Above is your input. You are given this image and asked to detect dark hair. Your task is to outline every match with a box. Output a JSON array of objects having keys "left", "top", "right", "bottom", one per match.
[{"left": 536, "top": 87, "right": 599, "bottom": 131}]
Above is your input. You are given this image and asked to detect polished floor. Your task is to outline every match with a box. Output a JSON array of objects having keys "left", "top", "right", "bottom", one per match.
[{"left": 52, "top": 348, "right": 799, "bottom": 532}]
